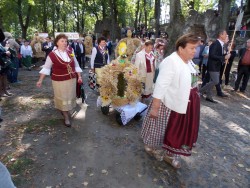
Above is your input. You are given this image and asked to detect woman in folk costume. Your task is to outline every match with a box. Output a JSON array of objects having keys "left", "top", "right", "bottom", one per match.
[
  {"left": 134, "top": 40, "right": 155, "bottom": 102},
  {"left": 36, "top": 34, "right": 83, "bottom": 127},
  {"left": 20, "top": 40, "right": 33, "bottom": 70},
  {"left": 90, "top": 36, "right": 110, "bottom": 71},
  {"left": 141, "top": 33, "right": 200, "bottom": 168},
  {"left": 154, "top": 39, "right": 165, "bottom": 69}
]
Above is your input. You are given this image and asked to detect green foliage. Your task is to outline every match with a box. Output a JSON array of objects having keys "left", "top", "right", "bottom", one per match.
[
  {"left": 180, "top": 0, "right": 217, "bottom": 16},
  {"left": 0, "top": 0, "right": 227, "bottom": 38}
]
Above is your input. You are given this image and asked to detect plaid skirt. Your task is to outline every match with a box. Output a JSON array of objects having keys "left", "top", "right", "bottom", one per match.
[{"left": 141, "top": 101, "right": 171, "bottom": 147}]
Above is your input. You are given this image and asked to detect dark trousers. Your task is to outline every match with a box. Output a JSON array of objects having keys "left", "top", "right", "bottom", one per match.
[
  {"left": 76, "top": 55, "right": 81, "bottom": 67},
  {"left": 234, "top": 65, "right": 250, "bottom": 91},
  {"left": 77, "top": 54, "right": 85, "bottom": 68},
  {"left": 0, "top": 74, "right": 8, "bottom": 95},
  {"left": 201, "top": 71, "right": 223, "bottom": 95},
  {"left": 202, "top": 64, "right": 207, "bottom": 81},
  {"left": 7, "top": 58, "right": 19, "bottom": 83},
  {"left": 224, "top": 61, "right": 233, "bottom": 85},
  {"left": 81, "top": 54, "right": 85, "bottom": 68}
]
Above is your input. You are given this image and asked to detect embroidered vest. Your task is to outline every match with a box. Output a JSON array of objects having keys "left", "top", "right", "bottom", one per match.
[
  {"left": 94, "top": 46, "right": 108, "bottom": 68},
  {"left": 49, "top": 51, "right": 76, "bottom": 81}
]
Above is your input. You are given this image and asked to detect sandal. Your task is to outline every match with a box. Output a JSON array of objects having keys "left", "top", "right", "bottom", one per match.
[
  {"left": 144, "top": 145, "right": 154, "bottom": 156},
  {"left": 163, "top": 155, "right": 181, "bottom": 169},
  {"left": 152, "top": 149, "right": 164, "bottom": 161}
]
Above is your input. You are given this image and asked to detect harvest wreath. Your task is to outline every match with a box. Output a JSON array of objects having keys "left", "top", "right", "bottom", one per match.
[{"left": 99, "top": 56, "right": 142, "bottom": 107}]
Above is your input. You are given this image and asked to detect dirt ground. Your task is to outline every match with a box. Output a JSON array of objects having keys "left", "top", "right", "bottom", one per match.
[{"left": 0, "top": 63, "right": 249, "bottom": 188}]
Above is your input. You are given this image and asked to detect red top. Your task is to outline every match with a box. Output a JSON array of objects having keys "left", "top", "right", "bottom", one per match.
[
  {"left": 49, "top": 50, "right": 77, "bottom": 81},
  {"left": 241, "top": 49, "right": 250, "bottom": 65},
  {"left": 145, "top": 55, "right": 155, "bottom": 73}
]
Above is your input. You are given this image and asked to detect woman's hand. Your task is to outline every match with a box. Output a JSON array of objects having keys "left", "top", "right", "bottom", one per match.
[
  {"left": 149, "top": 98, "right": 161, "bottom": 119},
  {"left": 78, "top": 77, "right": 83, "bottom": 84},
  {"left": 36, "top": 80, "right": 42, "bottom": 88},
  {"left": 149, "top": 107, "right": 159, "bottom": 119}
]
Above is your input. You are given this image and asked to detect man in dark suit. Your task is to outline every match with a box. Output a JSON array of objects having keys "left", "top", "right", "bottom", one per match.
[
  {"left": 79, "top": 39, "right": 86, "bottom": 68},
  {"left": 71, "top": 39, "right": 82, "bottom": 67},
  {"left": 42, "top": 37, "right": 53, "bottom": 58},
  {"left": 200, "top": 29, "right": 231, "bottom": 103}
]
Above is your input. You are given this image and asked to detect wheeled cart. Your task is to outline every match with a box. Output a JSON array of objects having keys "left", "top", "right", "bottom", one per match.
[{"left": 97, "top": 97, "right": 147, "bottom": 125}]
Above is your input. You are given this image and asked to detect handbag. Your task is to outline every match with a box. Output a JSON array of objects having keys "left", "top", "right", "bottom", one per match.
[
  {"left": 88, "top": 70, "right": 98, "bottom": 90},
  {"left": 0, "top": 57, "right": 13, "bottom": 69},
  {"left": 76, "top": 82, "right": 86, "bottom": 103}
]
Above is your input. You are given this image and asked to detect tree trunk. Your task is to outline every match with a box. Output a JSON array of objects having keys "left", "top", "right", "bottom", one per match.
[
  {"left": 108, "top": 0, "right": 116, "bottom": 41},
  {"left": 246, "top": 0, "right": 250, "bottom": 12},
  {"left": 218, "top": 0, "right": 232, "bottom": 30},
  {"left": 43, "top": 0, "right": 47, "bottom": 32},
  {"left": 134, "top": 0, "right": 140, "bottom": 30},
  {"left": 16, "top": 0, "right": 32, "bottom": 39},
  {"left": 52, "top": 2, "right": 55, "bottom": 35},
  {"left": 144, "top": 0, "right": 148, "bottom": 29},
  {"left": 56, "top": 1, "right": 60, "bottom": 32},
  {"left": 0, "top": 9, "right": 4, "bottom": 30},
  {"left": 166, "top": 0, "right": 184, "bottom": 54},
  {"left": 76, "top": 0, "right": 80, "bottom": 32},
  {"left": 101, "top": 1, "right": 107, "bottom": 19},
  {"left": 189, "top": 1, "right": 195, "bottom": 10},
  {"left": 108, "top": 0, "right": 119, "bottom": 41},
  {"left": 81, "top": 5, "right": 85, "bottom": 32},
  {"left": 155, "top": 0, "right": 161, "bottom": 37},
  {"left": 138, "top": 11, "right": 142, "bottom": 26}
]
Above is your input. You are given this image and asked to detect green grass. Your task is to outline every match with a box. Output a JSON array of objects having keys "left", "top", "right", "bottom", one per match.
[
  {"left": 8, "top": 157, "right": 34, "bottom": 175},
  {"left": 8, "top": 157, "right": 34, "bottom": 186},
  {"left": 24, "top": 118, "right": 62, "bottom": 133}
]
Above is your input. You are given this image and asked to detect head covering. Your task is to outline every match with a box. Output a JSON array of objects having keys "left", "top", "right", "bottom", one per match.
[
  {"left": 155, "top": 40, "right": 165, "bottom": 49},
  {"left": 4, "top": 32, "right": 13, "bottom": 39}
]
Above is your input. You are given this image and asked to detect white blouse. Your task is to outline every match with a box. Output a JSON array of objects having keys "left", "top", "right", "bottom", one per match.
[
  {"left": 20, "top": 45, "right": 33, "bottom": 57},
  {"left": 39, "top": 49, "right": 82, "bottom": 75}
]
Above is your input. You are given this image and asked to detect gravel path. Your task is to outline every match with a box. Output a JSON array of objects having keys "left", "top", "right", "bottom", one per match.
[{"left": 0, "top": 66, "right": 249, "bottom": 188}]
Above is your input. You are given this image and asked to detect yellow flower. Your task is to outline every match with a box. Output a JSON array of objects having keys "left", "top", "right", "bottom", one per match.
[
  {"left": 118, "top": 42, "right": 127, "bottom": 56},
  {"left": 132, "top": 69, "right": 137, "bottom": 74},
  {"left": 70, "top": 53, "right": 74, "bottom": 57},
  {"left": 101, "top": 96, "right": 111, "bottom": 106}
]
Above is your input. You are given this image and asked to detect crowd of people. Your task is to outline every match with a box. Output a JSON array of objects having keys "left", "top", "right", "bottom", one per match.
[{"left": 0, "top": 25, "right": 250, "bottom": 186}]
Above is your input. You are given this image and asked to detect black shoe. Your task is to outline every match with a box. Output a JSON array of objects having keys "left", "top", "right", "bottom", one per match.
[
  {"left": 206, "top": 97, "right": 218, "bottom": 103},
  {"left": 240, "top": 90, "right": 245, "bottom": 93},
  {"left": 1, "top": 94, "right": 9, "bottom": 97},
  {"left": 64, "top": 120, "right": 71, "bottom": 127},
  {"left": 217, "top": 93, "right": 228, "bottom": 97}
]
